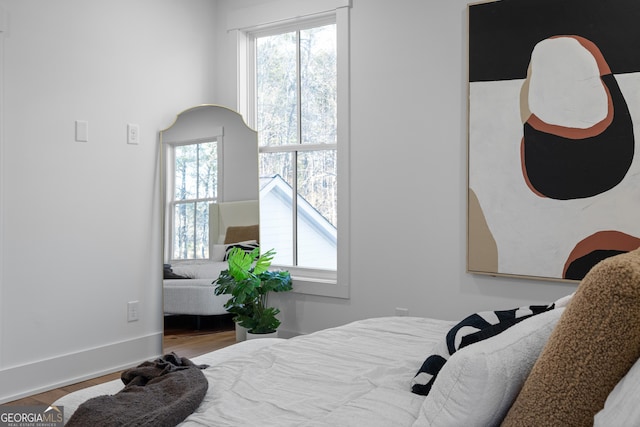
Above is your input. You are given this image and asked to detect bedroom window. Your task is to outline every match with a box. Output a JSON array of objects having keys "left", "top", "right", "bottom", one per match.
[
  {"left": 254, "top": 20, "right": 337, "bottom": 271},
  {"left": 170, "top": 140, "right": 218, "bottom": 260},
  {"left": 233, "top": 1, "right": 350, "bottom": 298}
]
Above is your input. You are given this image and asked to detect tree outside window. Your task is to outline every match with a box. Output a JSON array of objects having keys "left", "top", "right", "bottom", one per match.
[
  {"left": 255, "top": 21, "right": 337, "bottom": 270},
  {"left": 171, "top": 141, "right": 218, "bottom": 260}
]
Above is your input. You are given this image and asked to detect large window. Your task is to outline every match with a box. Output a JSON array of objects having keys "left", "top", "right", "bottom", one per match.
[
  {"left": 251, "top": 18, "right": 337, "bottom": 271},
  {"left": 234, "top": 1, "right": 350, "bottom": 297},
  {"left": 169, "top": 140, "right": 218, "bottom": 260}
]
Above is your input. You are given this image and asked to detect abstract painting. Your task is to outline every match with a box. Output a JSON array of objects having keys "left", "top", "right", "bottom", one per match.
[{"left": 467, "top": 0, "right": 640, "bottom": 281}]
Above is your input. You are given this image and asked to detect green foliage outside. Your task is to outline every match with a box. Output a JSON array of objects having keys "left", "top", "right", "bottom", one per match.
[
  {"left": 257, "top": 24, "right": 338, "bottom": 227},
  {"left": 173, "top": 141, "right": 217, "bottom": 259}
]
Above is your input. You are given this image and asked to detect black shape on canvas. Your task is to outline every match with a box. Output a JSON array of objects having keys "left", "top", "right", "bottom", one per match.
[
  {"left": 564, "top": 249, "right": 627, "bottom": 280},
  {"left": 522, "top": 75, "right": 634, "bottom": 200}
]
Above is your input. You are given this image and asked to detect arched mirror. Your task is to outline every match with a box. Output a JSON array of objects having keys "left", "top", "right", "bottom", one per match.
[{"left": 159, "top": 105, "right": 258, "bottom": 336}]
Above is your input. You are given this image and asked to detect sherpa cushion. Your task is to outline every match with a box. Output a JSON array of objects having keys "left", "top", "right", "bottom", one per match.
[
  {"left": 414, "top": 308, "right": 564, "bottom": 427},
  {"left": 224, "top": 224, "right": 259, "bottom": 244},
  {"left": 502, "top": 248, "right": 640, "bottom": 427}
]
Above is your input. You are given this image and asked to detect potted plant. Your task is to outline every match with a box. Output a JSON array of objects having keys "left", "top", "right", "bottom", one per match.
[{"left": 213, "top": 247, "right": 292, "bottom": 339}]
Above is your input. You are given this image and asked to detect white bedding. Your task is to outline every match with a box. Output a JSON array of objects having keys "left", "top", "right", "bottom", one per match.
[
  {"left": 163, "top": 279, "right": 230, "bottom": 316},
  {"left": 163, "top": 261, "right": 230, "bottom": 316},
  {"left": 169, "top": 261, "right": 229, "bottom": 279},
  {"left": 55, "top": 317, "right": 455, "bottom": 426}
]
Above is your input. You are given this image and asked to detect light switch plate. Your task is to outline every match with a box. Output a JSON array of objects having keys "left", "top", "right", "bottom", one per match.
[
  {"left": 127, "top": 301, "right": 139, "bottom": 322},
  {"left": 75, "top": 120, "right": 88, "bottom": 142}
]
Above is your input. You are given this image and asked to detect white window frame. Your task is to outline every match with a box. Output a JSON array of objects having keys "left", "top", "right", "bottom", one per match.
[
  {"left": 0, "top": 6, "right": 6, "bottom": 366},
  {"left": 164, "top": 135, "right": 224, "bottom": 263},
  {"left": 229, "top": 0, "right": 350, "bottom": 298}
]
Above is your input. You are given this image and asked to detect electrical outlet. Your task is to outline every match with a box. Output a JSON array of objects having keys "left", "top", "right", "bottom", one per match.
[
  {"left": 127, "top": 123, "right": 140, "bottom": 145},
  {"left": 127, "top": 301, "right": 139, "bottom": 322}
]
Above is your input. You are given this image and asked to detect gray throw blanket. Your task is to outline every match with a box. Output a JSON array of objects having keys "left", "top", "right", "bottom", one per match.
[{"left": 66, "top": 353, "right": 209, "bottom": 427}]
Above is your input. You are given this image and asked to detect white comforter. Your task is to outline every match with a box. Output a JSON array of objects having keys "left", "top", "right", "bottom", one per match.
[{"left": 57, "top": 317, "right": 454, "bottom": 426}]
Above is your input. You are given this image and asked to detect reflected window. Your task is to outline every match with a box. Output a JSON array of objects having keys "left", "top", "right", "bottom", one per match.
[
  {"left": 253, "top": 19, "right": 338, "bottom": 270},
  {"left": 170, "top": 141, "right": 218, "bottom": 260}
]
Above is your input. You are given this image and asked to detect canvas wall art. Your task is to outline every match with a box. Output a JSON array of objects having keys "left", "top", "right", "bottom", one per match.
[{"left": 467, "top": 0, "right": 640, "bottom": 281}]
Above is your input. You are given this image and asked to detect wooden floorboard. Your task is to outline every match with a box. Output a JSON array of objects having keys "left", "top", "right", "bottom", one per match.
[{"left": 2, "top": 315, "right": 235, "bottom": 407}]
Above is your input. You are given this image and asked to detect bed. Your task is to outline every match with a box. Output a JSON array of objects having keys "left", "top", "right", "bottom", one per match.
[
  {"left": 163, "top": 200, "right": 259, "bottom": 319},
  {"left": 56, "top": 248, "right": 640, "bottom": 426}
]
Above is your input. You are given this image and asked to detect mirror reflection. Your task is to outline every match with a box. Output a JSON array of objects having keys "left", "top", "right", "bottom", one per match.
[{"left": 160, "top": 105, "right": 258, "bottom": 332}]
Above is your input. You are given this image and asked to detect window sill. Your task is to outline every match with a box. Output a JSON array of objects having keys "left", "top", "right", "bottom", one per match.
[{"left": 291, "top": 275, "right": 349, "bottom": 299}]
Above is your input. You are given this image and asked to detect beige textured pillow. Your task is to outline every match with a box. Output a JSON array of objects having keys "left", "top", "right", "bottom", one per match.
[
  {"left": 502, "top": 248, "right": 640, "bottom": 426},
  {"left": 224, "top": 224, "right": 259, "bottom": 244}
]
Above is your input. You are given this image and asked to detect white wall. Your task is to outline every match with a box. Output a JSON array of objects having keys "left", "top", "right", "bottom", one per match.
[
  {"left": 0, "top": 0, "right": 218, "bottom": 403},
  {"left": 215, "top": 0, "right": 578, "bottom": 336},
  {"left": 0, "top": 0, "right": 580, "bottom": 404}
]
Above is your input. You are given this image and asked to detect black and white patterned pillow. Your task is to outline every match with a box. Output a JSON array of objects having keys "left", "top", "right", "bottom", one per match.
[
  {"left": 223, "top": 241, "right": 260, "bottom": 261},
  {"left": 411, "top": 304, "right": 554, "bottom": 396}
]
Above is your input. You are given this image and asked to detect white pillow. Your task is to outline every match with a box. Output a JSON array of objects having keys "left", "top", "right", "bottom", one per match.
[
  {"left": 211, "top": 240, "right": 258, "bottom": 262},
  {"left": 211, "top": 244, "right": 228, "bottom": 261},
  {"left": 412, "top": 307, "right": 564, "bottom": 427},
  {"left": 554, "top": 292, "right": 574, "bottom": 308},
  {"left": 594, "top": 357, "right": 640, "bottom": 426},
  {"left": 170, "top": 260, "right": 227, "bottom": 279}
]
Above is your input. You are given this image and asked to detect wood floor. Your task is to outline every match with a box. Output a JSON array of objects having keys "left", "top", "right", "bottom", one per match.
[{"left": 2, "top": 315, "right": 236, "bottom": 407}]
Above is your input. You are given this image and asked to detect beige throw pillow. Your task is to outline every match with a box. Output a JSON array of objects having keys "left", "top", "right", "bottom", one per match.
[
  {"left": 224, "top": 224, "right": 259, "bottom": 244},
  {"left": 502, "top": 248, "right": 640, "bottom": 426}
]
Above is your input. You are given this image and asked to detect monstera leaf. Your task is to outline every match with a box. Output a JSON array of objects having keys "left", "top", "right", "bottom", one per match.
[{"left": 213, "top": 247, "right": 292, "bottom": 334}]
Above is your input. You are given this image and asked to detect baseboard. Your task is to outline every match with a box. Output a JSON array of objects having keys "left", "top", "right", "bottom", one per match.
[{"left": 0, "top": 332, "right": 163, "bottom": 404}]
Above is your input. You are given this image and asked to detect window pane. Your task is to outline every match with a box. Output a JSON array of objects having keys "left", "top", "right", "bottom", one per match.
[
  {"left": 195, "top": 201, "right": 209, "bottom": 259},
  {"left": 197, "top": 142, "right": 217, "bottom": 199},
  {"left": 173, "top": 202, "right": 195, "bottom": 259},
  {"left": 174, "top": 142, "right": 217, "bottom": 200},
  {"left": 259, "top": 152, "right": 294, "bottom": 265},
  {"left": 172, "top": 202, "right": 209, "bottom": 260},
  {"left": 297, "top": 150, "right": 337, "bottom": 269},
  {"left": 300, "top": 24, "right": 337, "bottom": 145},
  {"left": 174, "top": 145, "right": 198, "bottom": 200},
  {"left": 254, "top": 20, "right": 338, "bottom": 272},
  {"left": 171, "top": 141, "right": 217, "bottom": 260},
  {"left": 256, "top": 32, "right": 298, "bottom": 147}
]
